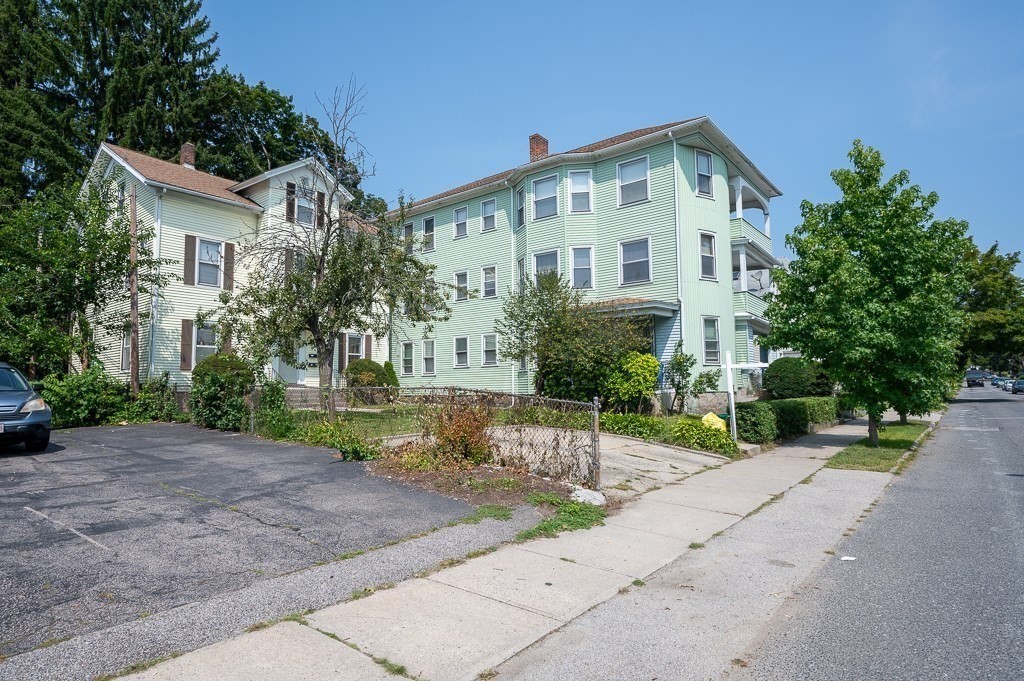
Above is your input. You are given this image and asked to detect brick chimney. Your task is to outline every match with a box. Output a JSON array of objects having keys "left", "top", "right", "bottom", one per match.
[
  {"left": 179, "top": 142, "right": 196, "bottom": 169},
  {"left": 529, "top": 133, "right": 548, "bottom": 162}
]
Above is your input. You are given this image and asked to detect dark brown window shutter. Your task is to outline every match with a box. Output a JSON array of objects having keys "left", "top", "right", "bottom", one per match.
[
  {"left": 316, "top": 191, "right": 326, "bottom": 227},
  {"left": 340, "top": 332, "right": 348, "bottom": 370},
  {"left": 180, "top": 319, "right": 194, "bottom": 371},
  {"left": 285, "top": 182, "right": 296, "bottom": 223},
  {"left": 184, "top": 234, "right": 196, "bottom": 286},
  {"left": 284, "top": 249, "right": 294, "bottom": 278},
  {"left": 223, "top": 242, "right": 235, "bottom": 291},
  {"left": 220, "top": 323, "right": 232, "bottom": 353},
  {"left": 364, "top": 334, "right": 372, "bottom": 360}
]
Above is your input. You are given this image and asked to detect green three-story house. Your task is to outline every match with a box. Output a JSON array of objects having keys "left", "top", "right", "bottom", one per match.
[{"left": 388, "top": 117, "right": 780, "bottom": 397}]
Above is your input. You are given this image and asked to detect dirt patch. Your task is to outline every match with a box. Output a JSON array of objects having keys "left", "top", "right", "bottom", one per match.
[{"left": 366, "top": 460, "right": 572, "bottom": 507}]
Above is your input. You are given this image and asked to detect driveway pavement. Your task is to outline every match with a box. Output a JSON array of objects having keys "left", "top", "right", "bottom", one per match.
[{"left": 0, "top": 423, "right": 473, "bottom": 658}]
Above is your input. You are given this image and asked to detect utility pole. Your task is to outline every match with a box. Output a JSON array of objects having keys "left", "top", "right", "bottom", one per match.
[{"left": 129, "top": 184, "right": 140, "bottom": 396}]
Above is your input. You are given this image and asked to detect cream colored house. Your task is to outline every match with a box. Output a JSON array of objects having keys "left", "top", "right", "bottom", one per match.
[{"left": 86, "top": 142, "right": 386, "bottom": 386}]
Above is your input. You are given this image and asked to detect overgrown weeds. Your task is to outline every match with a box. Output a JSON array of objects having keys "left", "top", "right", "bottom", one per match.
[{"left": 516, "top": 493, "right": 605, "bottom": 541}]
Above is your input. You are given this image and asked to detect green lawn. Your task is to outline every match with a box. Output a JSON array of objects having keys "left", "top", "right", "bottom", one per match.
[{"left": 825, "top": 422, "right": 929, "bottom": 472}]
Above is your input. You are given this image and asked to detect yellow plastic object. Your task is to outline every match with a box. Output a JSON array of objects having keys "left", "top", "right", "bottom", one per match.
[{"left": 702, "top": 412, "right": 727, "bottom": 431}]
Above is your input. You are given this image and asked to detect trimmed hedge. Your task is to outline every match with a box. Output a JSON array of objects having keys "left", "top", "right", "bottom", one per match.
[
  {"left": 763, "top": 357, "right": 833, "bottom": 399},
  {"left": 345, "top": 358, "right": 389, "bottom": 387},
  {"left": 735, "top": 401, "right": 777, "bottom": 444},
  {"left": 671, "top": 419, "right": 740, "bottom": 457},
  {"left": 734, "top": 396, "right": 839, "bottom": 443},
  {"left": 599, "top": 412, "right": 664, "bottom": 440}
]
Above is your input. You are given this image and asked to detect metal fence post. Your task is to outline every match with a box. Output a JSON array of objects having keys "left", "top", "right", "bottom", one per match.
[{"left": 591, "top": 396, "right": 601, "bottom": 490}]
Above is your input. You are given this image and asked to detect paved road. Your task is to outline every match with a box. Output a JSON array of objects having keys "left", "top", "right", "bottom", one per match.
[
  {"left": 740, "top": 386, "right": 1024, "bottom": 680},
  {"left": 0, "top": 423, "right": 471, "bottom": 658}
]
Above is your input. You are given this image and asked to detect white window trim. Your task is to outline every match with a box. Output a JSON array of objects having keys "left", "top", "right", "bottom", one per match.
[
  {"left": 695, "top": 149, "right": 714, "bottom": 199},
  {"left": 296, "top": 180, "right": 315, "bottom": 225},
  {"left": 698, "top": 231, "right": 718, "bottom": 281},
  {"left": 196, "top": 238, "right": 225, "bottom": 289},
  {"left": 570, "top": 245, "right": 595, "bottom": 290},
  {"left": 531, "top": 174, "right": 559, "bottom": 222},
  {"left": 421, "top": 339, "right": 436, "bottom": 376},
  {"left": 400, "top": 341, "right": 415, "bottom": 376},
  {"left": 616, "top": 155, "right": 650, "bottom": 207},
  {"left": 515, "top": 186, "right": 525, "bottom": 229},
  {"left": 568, "top": 170, "right": 593, "bottom": 214},
  {"left": 347, "top": 335, "right": 364, "bottom": 364},
  {"left": 481, "top": 265, "right": 497, "bottom": 298},
  {"left": 618, "top": 236, "right": 652, "bottom": 286},
  {"left": 453, "top": 335, "right": 469, "bottom": 368},
  {"left": 702, "top": 316, "right": 722, "bottom": 365},
  {"left": 422, "top": 216, "right": 435, "bottom": 252},
  {"left": 517, "top": 257, "right": 527, "bottom": 294},
  {"left": 480, "top": 198, "right": 497, "bottom": 233},
  {"left": 193, "top": 322, "right": 217, "bottom": 370},
  {"left": 121, "top": 330, "right": 131, "bottom": 371},
  {"left": 453, "top": 206, "right": 469, "bottom": 239},
  {"left": 480, "top": 333, "right": 498, "bottom": 367},
  {"left": 532, "top": 249, "right": 560, "bottom": 284},
  {"left": 403, "top": 222, "right": 414, "bottom": 254},
  {"left": 453, "top": 270, "right": 469, "bottom": 301}
]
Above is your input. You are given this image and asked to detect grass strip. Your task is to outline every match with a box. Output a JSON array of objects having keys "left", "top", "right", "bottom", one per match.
[{"left": 825, "top": 422, "right": 928, "bottom": 473}]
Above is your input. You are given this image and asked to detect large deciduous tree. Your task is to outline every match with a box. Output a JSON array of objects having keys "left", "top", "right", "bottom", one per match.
[
  {"left": 497, "top": 273, "right": 648, "bottom": 403},
  {"left": 765, "top": 141, "right": 969, "bottom": 445},
  {"left": 212, "top": 86, "right": 448, "bottom": 412},
  {"left": 958, "top": 242, "right": 1024, "bottom": 370}
]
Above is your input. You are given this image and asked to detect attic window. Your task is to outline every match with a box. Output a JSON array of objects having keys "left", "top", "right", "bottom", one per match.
[{"left": 297, "top": 178, "right": 314, "bottom": 225}]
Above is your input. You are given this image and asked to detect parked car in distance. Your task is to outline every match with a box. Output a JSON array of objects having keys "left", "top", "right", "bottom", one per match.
[
  {"left": 1013, "top": 379, "right": 1024, "bottom": 395},
  {"left": 1003, "top": 379, "right": 1015, "bottom": 392},
  {"left": 966, "top": 370, "right": 986, "bottom": 387},
  {"left": 992, "top": 377, "right": 1003, "bottom": 387},
  {"left": 0, "top": 362, "right": 51, "bottom": 452}
]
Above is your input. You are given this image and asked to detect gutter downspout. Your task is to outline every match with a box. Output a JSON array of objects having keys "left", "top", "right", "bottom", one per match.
[
  {"left": 147, "top": 187, "right": 166, "bottom": 379},
  {"left": 669, "top": 131, "right": 684, "bottom": 355},
  {"left": 506, "top": 179, "right": 515, "bottom": 394}
]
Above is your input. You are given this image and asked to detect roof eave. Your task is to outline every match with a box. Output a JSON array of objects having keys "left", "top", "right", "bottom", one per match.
[
  {"left": 146, "top": 180, "right": 264, "bottom": 212},
  {"left": 229, "top": 157, "right": 356, "bottom": 205}
]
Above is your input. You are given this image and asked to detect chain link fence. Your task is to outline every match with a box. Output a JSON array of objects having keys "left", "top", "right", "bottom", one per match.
[{"left": 273, "top": 386, "right": 601, "bottom": 488}]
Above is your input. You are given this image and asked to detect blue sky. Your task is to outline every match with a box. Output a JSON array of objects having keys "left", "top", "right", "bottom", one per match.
[{"left": 206, "top": 0, "right": 1023, "bottom": 264}]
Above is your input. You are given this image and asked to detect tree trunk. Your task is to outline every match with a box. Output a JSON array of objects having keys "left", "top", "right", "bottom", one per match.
[
  {"left": 898, "top": 411, "right": 908, "bottom": 425},
  {"left": 315, "top": 336, "right": 336, "bottom": 417},
  {"left": 867, "top": 412, "right": 880, "bottom": 447}
]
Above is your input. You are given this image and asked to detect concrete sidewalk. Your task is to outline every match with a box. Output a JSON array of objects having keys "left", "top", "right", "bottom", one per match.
[{"left": 126, "top": 421, "right": 873, "bottom": 681}]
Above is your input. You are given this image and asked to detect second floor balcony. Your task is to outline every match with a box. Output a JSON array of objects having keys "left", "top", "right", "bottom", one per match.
[
  {"left": 730, "top": 217, "right": 771, "bottom": 254},
  {"left": 733, "top": 289, "right": 768, "bottom": 321}
]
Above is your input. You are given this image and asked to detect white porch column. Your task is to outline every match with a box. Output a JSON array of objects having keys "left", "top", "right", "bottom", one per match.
[
  {"left": 734, "top": 183, "right": 744, "bottom": 221},
  {"left": 763, "top": 211, "right": 771, "bottom": 237},
  {"left": 738, "top": 244, "right": 748, "bottom": 293}
]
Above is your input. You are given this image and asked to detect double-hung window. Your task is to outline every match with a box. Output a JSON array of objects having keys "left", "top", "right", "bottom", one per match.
[
  {"left": 481, "top": 199, "right": 496, "bottom": 232},
  {"left": 121, "top": 330, "right": 131, "bottom": 371},
  {"left": 571, "top": 247, "right": 593, "bottom": 289},
  {"left": 347, "top": 335, "right": 364, "bottom": 365},
  {"left": 620, "top": 238, "right": 651, "bottom": 284},
  {"left": 194, "top": 323, "right": 217, "bottom": 365},
  {"left": 532, "top": 176, "right": 558, "bottom": 220},
  {"left": 699, "top": 233, "right": 717, "bottom": 280},
  {"left": 453, "top": 336, "right": 469, "bottom": 368},
  {"left": 618, "top": 157, "right": 649, "bottom": 206},
  {"left": 423, "top": 217, "right": 435, "bottom": 251},
  {"left": 517, "top": 258, "right": 527, "bottom": 294},
  {"left": 482, "top": 266, "right": 496, "bottom": 298},
  {"left": 117, "top": 183, "right": 126, "bottom": 212},
  {"left": 696, "top": 150, "right": 713, "bottom": 197},
  {"left": 404, "top": 223, "right": 414, "bottom": 255},
  {"left": 197, "top": 239, "right": 222, "bottom": 287},
  {"left": 534, "top": 250, "right": 558, "bottom": 285},
  {"left": 453, "top": 207, "right": 468, "bottom": 238},
  {"left": 454, "top": 271, "right": 469, "bottom": 301},
  {"left": 481, "top": 333, "right": 498, "bottom": 366},
  {"left": 702, "top": 317, "right": 721, "bottom": 365},
  {"left": 569, "top": 171, "right": 592, "bottom": 213},
  {"left": 515, "top": 187, "right": 525, "bottom": 228},
  {"left": 296, "top": 181, "right": 314, "bottom": 225},
  {"left": 422, "top": 339, "right": 435, "bottom": 375},
  {"left": 401, "top": 341, "right": 414, "bottom": 376}
]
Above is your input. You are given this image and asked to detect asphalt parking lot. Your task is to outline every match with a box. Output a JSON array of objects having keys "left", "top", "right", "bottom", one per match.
[{"left": 0, "top": 423, "right": 472, "bottom": 657}]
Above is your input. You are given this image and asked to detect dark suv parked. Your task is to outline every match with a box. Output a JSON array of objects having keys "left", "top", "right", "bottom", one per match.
[
  {"left": 0, "top": 362, "right": 51, "bottom": 451},
  {"left": 966, "top": 370, "right": 986, "bottom": 387}
]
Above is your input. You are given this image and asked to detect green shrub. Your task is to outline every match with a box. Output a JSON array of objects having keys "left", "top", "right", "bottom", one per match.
[
  {"left": 345, "top": 358, "right": 389, "bottom": 387},
  {"left": 423, "top": 401, "right": 495, "bottom": 465},
  {"left": 606, "top": 351, "right": 661, "bottom": 412},
  {"left": 255, "top": 380, "right": 295, "bottom": 439},
  {"left": 763, "top": 358, "right": 834, "bottom": 400},
  {"left": 189, "top": 353, "right": 254, "bottom": 431},
  {"left": 599, "top": 413, "right": 664, "bottom": 440},
  {"left": 41, "top": 367, "right": 128, "bottom": 428},
  {"left": 734, "top": 401, "right": 777, "bottom": 444},
  {"left": 769, "top": 397, "right": 839, "bottom": 439},
  {"left": 115, "top": 372, "right": 185, "bottom": 423},
  {"left": 382, "top": 361, "right": 400, "bottom": 387},
  {"left": 502, "top": 406, "right": 591, "bottom": 431},
  {"left": 301, "top": 418, "right": 379, "bottom": 460},
  {"left": 670, "top": 419, "right": 739, "bottom": 457}
]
